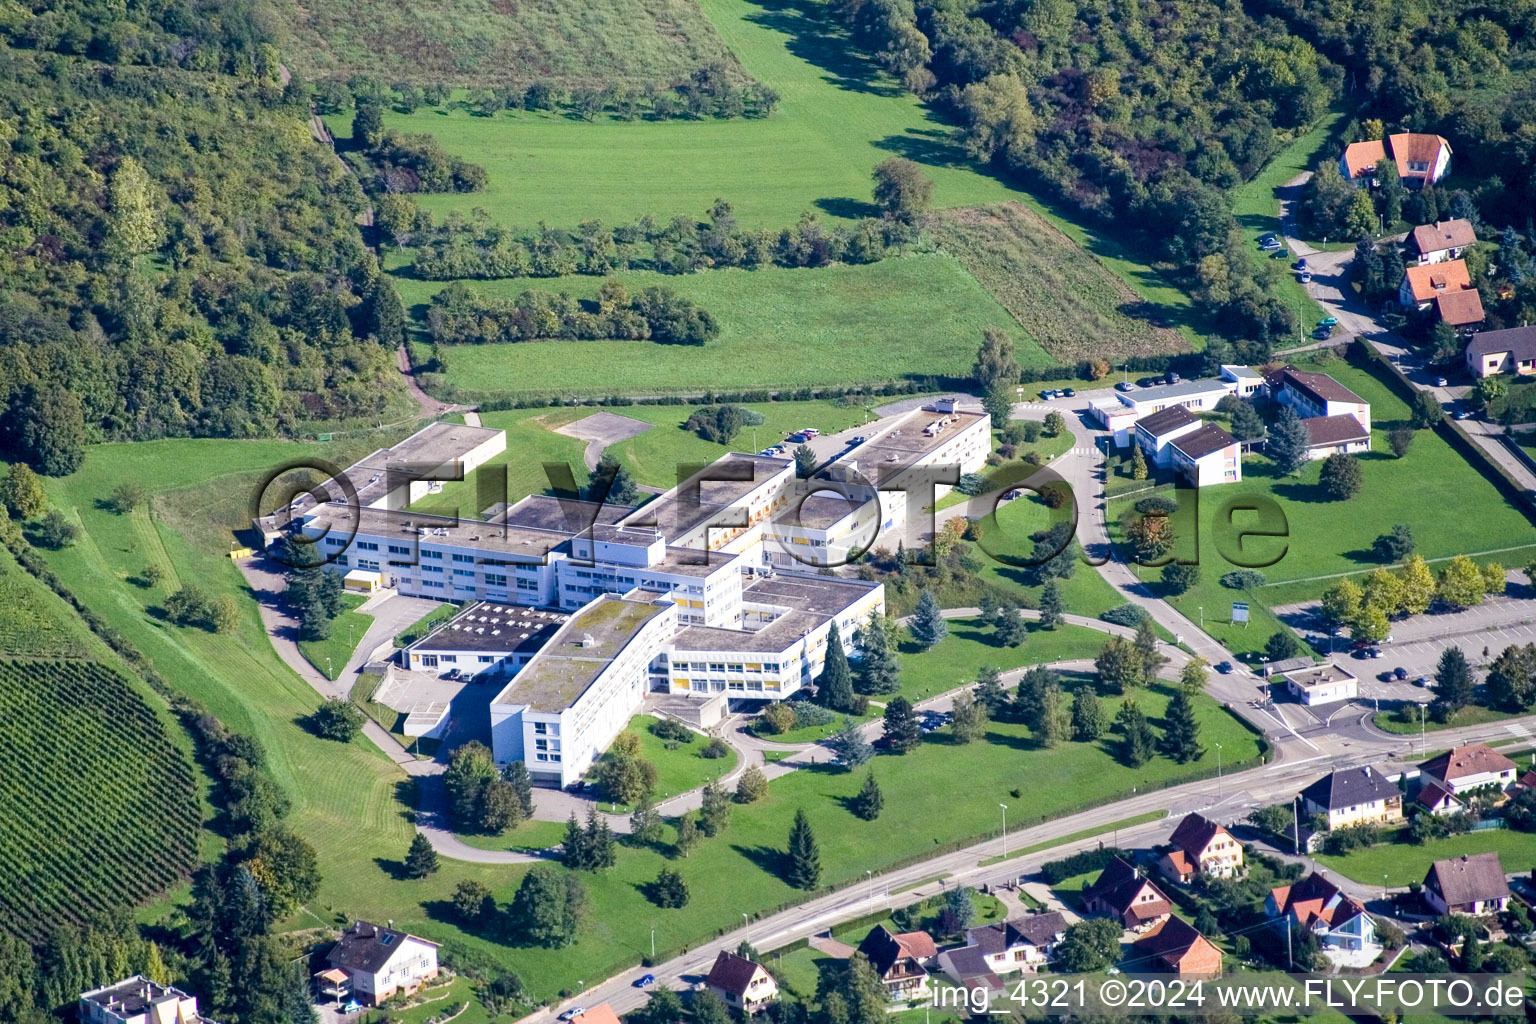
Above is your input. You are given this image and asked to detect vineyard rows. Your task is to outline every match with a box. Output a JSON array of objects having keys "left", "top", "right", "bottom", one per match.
[{"left": 0, "top": 659, "right": 201, "bottom": 942}]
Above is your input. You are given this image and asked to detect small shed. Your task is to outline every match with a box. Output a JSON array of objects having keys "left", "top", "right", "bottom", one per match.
[{"left": 344, "top": 569, "right": 384, "bottom": 593}]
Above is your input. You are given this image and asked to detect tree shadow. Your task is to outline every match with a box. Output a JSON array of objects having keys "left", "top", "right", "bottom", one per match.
[
  {"left": 374, "top": 856, "right": 413, "bottom": 882},
  {"left": 1269, "top": 481, "right": 1328, "bottom": 504},
  {"left": 814, "top": 196, "right": 882, "bottom": 220},
  {"left": 740, "top": 0, "right": 902, "bottom": 97},
  {"left": 731, "top": 842, "right": 790, "bottom": 881}
]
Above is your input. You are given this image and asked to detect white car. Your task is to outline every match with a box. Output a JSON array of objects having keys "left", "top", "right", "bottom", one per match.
[{"left": 559, "top": 1009, "right": 587, "bottom": 1021}]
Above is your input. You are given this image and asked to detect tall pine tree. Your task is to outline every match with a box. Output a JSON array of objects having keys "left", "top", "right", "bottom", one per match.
[
  {"left": 816, "top": 621, "right": 858, "bottom": 712},
  {"left": 1160, "top": 689, "right": 1203, "bottom": 763},
  {"left": 855, "top": 611, "right": 901, "bottom": 694},
  {"left": 882, "top": 696, "right": 922, "bottom": 753},
  {"left": 1071, "top": 687, "right": 1104, "bottom": 741},
  {"left": 851, "top": 771, "right": 884, "bottom": 820},
  {"left": 1038, "top": 580, "right": 1064, "bottom": 630},
  {"left": 787, "top": 809, "right": 821, "bottom": 889},
  {"left": 1116, "top": 701, "right": 1155, "bottom": 767},
  {"left": 909, "top": 589, "right": 948, "bottom": 649}
]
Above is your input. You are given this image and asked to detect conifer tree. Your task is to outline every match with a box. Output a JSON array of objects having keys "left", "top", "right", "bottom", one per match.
[
  {"left": 1038, "top": 580, "right": 1064, "bottom": 629},
  {"left": 787, "top": 809, "right": 821, "bottom": 889},
  {"left": 1071, "top": 687, "right": 1105, "bottom": 741},
  {"left": 405, "top": 833, "right": 438, "bottom": 878},
  {"left": 909, "top": 589, "right": 948, "bottom": 649},
  {"left": 855, "top": 611, "right": 901, "bottom": 694},
  {"left": 816, "top": 621, "right": 858, "bottom": 712},
  {"left": 851, "top": 771, "right": 884, "bottom": 821},
  {"left": 1116, "top": 701, "right": 1155, "bottom": 767},
  {"left": 1160, "top": 689, "right": 1204, "bottom": 763}
]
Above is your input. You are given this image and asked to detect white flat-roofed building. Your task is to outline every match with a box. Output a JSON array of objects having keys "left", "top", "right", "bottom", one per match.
[
  {"left": 1283, "top": 663, "right": 1357, "bottom": 706},
  {"left": 405, "top": 602, "right": 569, "bottom": 678},
  {"left": 666, "top": 574, "right": 884, "bottom": 701},
  {"left": 80, "top": 977, "right": 215, "bottom": 1024},
  {"left": 767, "top": 492, "right": 881, "bottom": 569},
  {"left": 1220, "top": 365, "right": 1264, "bottom": 398},
  {"left": 1089, "top": 397, "right": 1142, "bottom": 448},
  {"left": 1115, "top": 378, "right": 1233, "bottom": 417},
  {"left": 621, "top": 453, "right": 795, "bottom": 555},
  {"left": 489, "top": 593, "right": 679, "bottom": 786}
]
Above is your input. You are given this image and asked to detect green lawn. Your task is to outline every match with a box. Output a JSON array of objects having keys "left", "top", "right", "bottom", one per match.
[
  {"left": 605, "top": 714, "right": 738, "bottom": 807},
  {"left": 1318, "top": 829, "right": 1536, "bottom": 888},
  {"left": 393, "top": 603, "right": 458, "bottom": 648},
  {"left": 398, "top": 256, "right": 1045, "bottom": 399},
  {"left": 0, "top": 539, "right": 96, "bottom": 658},
  {"left": 1373, "top": 703, "right": 1517, "bottom": 735},
  {"left": 1110, "top": 353, "right": 1536, "bottom": 660},
  {"left": 892, "top": 618, "right": 1114, "bottom": 704},
  {"left": 297, "top": 592, "right": 376, "bottom": 680},
  {"left": 455, "top": 817, "right": 571, "bottom": 854},
  {"left": 933, "top": 425, "right": 1075, "bottom": 512}
]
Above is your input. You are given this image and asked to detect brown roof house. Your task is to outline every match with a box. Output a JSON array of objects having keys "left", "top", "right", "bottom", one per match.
[
  {"left": 569, "top": 1007, "right": 622, "bottom": 1024},
  {"left": 1158, "top": 814, "right": 1245, "bottom": 884},
  {"left": 1267, "top": 872, "right": 1379, "bottom": 963},
  {"left": 1420, "top": 743, "right": 1518, "bottom": 795},
  {"left": 1131, "top": 917, "right": 1223, "bottom": 976},
  {"left": 705, "top": 951, "right": 778, "bottom": 1014},
  {"left": 857, "top": 925, "right": 937, "bottom": 999},
  {"left": 1081, "top": 856, "right": 1172, "bottom": 933},
  {"left": 1422, "top": 853, "right": 1511, "bottom": 915},
  {"left": 1337, "top": 134, "right": 1451, "bottom": 188},
  {"left": 323, "top": 921, "right": 440, "bottom": 1006},
  {"left": 1411, "top": 219, "right": 1477, "bottom": 264},
  {"left": 1465, "top": 325, "right": 1536, "bottom": 379},
  {"left": 1434, "top": 288, "right": 1486, "bottom": 331},
  {"left": 1265, "top": 368, "right": 1372, "bottom": 456},
  {"left": 1299, "top": 766, "right": 1403, "bottom": 830},
  {"left": 1414, "top": 776, "right": 1464, "bottom": 815}
]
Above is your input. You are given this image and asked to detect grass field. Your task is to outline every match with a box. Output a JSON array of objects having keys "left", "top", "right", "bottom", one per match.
[
  {"left": 0, "top": 540, "right": 95, "bottom": 658},
  {"left": 1373, "top": 703, "right": 1516, "bottom": 735},
  {"left": 264, "top": 0, "right": 749, "bottom": 89},
  {"left": 933, "top": 203, "right": 1187, "bottom": 362},
  {"left": 607, "top": 715, "right": 739, "bottom": 807},
  {"left": 298, "top": 592, "right": 375, "bottom": 680},
  {"left": 1109, "top": 353, "right": 1536, "bottom": 659},
  {"left": 400, "top": 256, "right": 1043, "bottom": 398},
  {"left": 890, "top": 618, "right": 1115, "bottom": 704},
  {"left": 455, "top": 817, "right": 571, "bottom": 854},
  {"left": 1317, "top": 828, "right": 1536, "bottom": 887}
]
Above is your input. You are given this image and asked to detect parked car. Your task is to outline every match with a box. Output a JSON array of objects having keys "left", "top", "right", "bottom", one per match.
[
  {"left": 1298, "top": 272, "right": 1312, "bottom": 283},
  {"left": 851, "top": 436, "right": 866, "bottom": 444},
  {"left": 1455, "top": 410, "right": 1472, "bottom": 420},
  {"left": 1369, "top": 648, "right": 1384, "bottom": 659},
  {"left": 786, "top": 432, "right": 808, "bottom": 443},
  {"left": 1414, "top": 675, "right": 1430, "bottom": 687},
  {"left": 1257, "top": 233, "right": 1278, "bottom": 246},
  {"left": 1319, "top": 316, "right": 1338, "bottom": 327},
  {"left": 1039, "top": 389, "right": 1054, "bottom": 400},
  {"left": 1434, "top": 376, "right": 1448, "bottom": 387},
  {"left": 1296, "top": 257, "right": 1307, "bottom": 271},
  {"left": 1165, "top": 371, "right": 1181, "bottom": 384},
  {"left": 803, "top": 428, "right": 820, "bottom": 438},
  {"left": 1312, "top": 326, "right": 1334, "bottom": 340},
  {"left": 634, "top": 975, "right": 656, "bottom": 988},
  {"left": 1138, "top": 377, "right": 1161, "bottom": 388},
  {"left": 1394, "top": 666, "right": 1408, "bottom": 680},
  {"left": 1062, "top": 387, "right": 1076, "bottom": 397},
  {"left": 1270, "top": 248, "right": 1290, "bottom": 259},
  {"left": 1116, "top": 381, "right": 1136, "bottom": 392}
]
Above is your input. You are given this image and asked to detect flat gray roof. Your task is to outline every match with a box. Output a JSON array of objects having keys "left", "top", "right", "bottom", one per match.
[
  {"left": 499, "top": 494, "right": 634, "bottom": 533},
  {"left": 1122, "top": 378, "right": 1230, "bottom": 406},
  {"left": 344, "top": 422, "right": 504, "bottom": 509},
  {"left": 672, "top": 574, "right": 879, "bottom": 655},
  {"left": 782, "top": 494, "right": 866, "bottom": 530},
  {"left": 620, "top": 453, "right": 790, "bottom": 539},
  {"left": 306, "top": 505, "right": 568, "bottom": 564},
  {"left": 411, "top": 602, "right": 568, "bottom": 655},
  {"left": 494, "top": 596, "right": 669, "bottom": 712},
  {"left": 841, "top": 410, "right": 988, "bottom": 480}
]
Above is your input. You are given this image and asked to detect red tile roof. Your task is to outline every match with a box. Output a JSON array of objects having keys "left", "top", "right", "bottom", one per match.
[
  {"left": 1270, "top": 872, "right": 1367, "bottom": 930},
  {"left": 1420, "top": 743, "right": 1517, "bottom": 782},
  {"left": 1436, "top": 288, "right": 1486, "bottom": 326},
  {"left": 1402, "top": 259, "right": 1472, "bottom": 303},
  {"left": 1341, "top": 140, "right": 1387, "bottom": 179},
  {"left": 1390, "top": 133, "right": 1450, "bottom": 179},
  {"left": 1411, "top": 219, "right": 1476, "bottom": 255}
]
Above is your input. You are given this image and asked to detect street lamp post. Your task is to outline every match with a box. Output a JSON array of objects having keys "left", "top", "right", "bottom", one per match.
[
  {"left": 1214, "top": 742, "right": 1223, "bottom": 799},
  {"left": 867, "top": 869, "right": 874, "bottom": 903},
  {"left": 651, "top": 926, "right": 655, "bottom": 959},
  {"left": 1419, "top": 702, "right": 1427, "bottom": 757},
  {"left": 999, "top": 803, "right": 1008, "bottom": 859}
]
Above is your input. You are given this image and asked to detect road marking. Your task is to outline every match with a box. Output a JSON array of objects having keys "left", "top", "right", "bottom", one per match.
[
  {"left": 1267, "top": 753, "right": 1330, "bottom": 771},
  {"left": 1507, "top": 723, "right": 1530, "bottom": 737}
]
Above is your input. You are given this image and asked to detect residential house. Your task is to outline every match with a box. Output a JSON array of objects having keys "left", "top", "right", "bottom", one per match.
[
  {"left": 1267, "top": 872, "right": 1379, "bottom": 957},
  {"left": 1168, "top": 423, "right": 1241, "bottom": 487},
  {"left": 324, "top": 921, "right": 440, "bottom": 1006},
  {"left": 1266, "top": 368, "right": 1373, "bottom": 437},
  {"left": 1435, "top": 288, "right": 1486, "bottom": 331},
  {"left": 1518, "top": 768, "right": 1536, "bottom": 791},
  {"left": 705, "top": 951, "right": 779, "bottom": 1014},
  {"left": 570, "top": 1007, "right": 623, "bottom": 1024},
  {"left": 1422, "top": 853, "right": 1511, "bottom": 915},
  {"left": 80, "top": 977, "right": 216, "bottom": 1024},
  {"left": 951, "top": 913, "right": 1069, "bottom": 976},
  {"left": 1411, "top": 219, "right": 1477, "bottom": 264},
  {"left": 1131, "top": 917, "right": 1223, "bottom": 976},
  {"left": 857, "top": 925, "right": 937, "bottom": 999},
  {"left": 1134, "top": 406, "right": 1202, "bottom": 468},
  {"left": 1282, "top": 664, "right": 1358, "bottom": 707},
  {"left": 1299, "top": 766, "right": 1403, "bottom": 830},
  {"left": 1419, "top": 743, "right": 1518, "bottom": 795},
  {"left": 1081, "top": 856, "right": 1173, "bottom": 933},
  {"left": 1159, "top": 813, "right": 1244, "bottom": 883},
  {"left": 1399, "top": 259, "right": 1473, "bottom": 311},
  {"left": 1339, "top": 134, "right": 1452, "bottom": 188},
  {"left": 1465, "top": 325, "right": 1536, "bottom": 379},
  {"left": 1414, "top": 777, "right": 1464, "bottom": 815}
]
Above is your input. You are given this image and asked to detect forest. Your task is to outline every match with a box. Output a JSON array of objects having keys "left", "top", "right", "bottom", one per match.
[{"left": 0, "top": 4, "right": 402, "bottom": 474}]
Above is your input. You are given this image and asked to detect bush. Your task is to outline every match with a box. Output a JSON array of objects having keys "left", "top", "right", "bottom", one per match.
[
  {"left": 786, "top": 700, "right": 835, "bottom": 727},
  {"left": 758, "top": 702, "right": 796, "bottom": 734},
  {"left": 701, "top": 737, "right": 730, "bottom": 759},
  {"left": 1220, "top": 569, "right": 1266, "bottom": 589},
  {"left": 1134, "top": 495, "right": 1178, "bottom": 516},
  {"left": 311, "top": 697, "right": 365, "bottom": 741},
  {"left": 1099, "top": 604, "right": 1149, "bottom": 627},
  {"left": 650, "top": 718, "right": 693, "bottom": 743},
  {"left": 1041, "top": 847, "right": 1126, "bottom": 885},
  {"left": 955, "top": 473, "right": 989, "bottom": 496}
]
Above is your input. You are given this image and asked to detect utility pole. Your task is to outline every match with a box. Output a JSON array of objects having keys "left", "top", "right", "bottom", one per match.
[
  {"left": 1420, "top": 702, "right": 1427, "bottom": 757},
  {"left": 1215, "top": 742, "right": 1223, "bottom": 799},
  {"left": 1292, "top": 796, "right": 1300, "bottom": 856},
  {"left": 999, "top": 803, "right": 1008, "bottom": 858},
  {"left": 651, "top": 926, "right": 655, "bottom": 959}
]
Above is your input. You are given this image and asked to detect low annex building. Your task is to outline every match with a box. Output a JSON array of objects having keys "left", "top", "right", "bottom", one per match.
[
  {"left": 1265, "top": 368, "right": 1372, "bottom": 459},
  {"left": 1281, "top": 663, "right": 1358, "bottom": 707},
  {"left": 322, "top": 921, "right": 440, "bottom": 1006},
  {"left": 1422, "top": 853, "right": 1511, "bottom": 915},
  {"left": 1131, "top": 917, "right": 1222, "bottom": 976},
  {"left": 1298, "top": 766, "right": 1403, "bottom": 829}
]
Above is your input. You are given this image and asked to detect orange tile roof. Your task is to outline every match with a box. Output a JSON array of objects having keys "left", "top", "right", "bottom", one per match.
[
  {"left": 1341, "top": 140, "right": 1387, "bottom": 179},
  {"left": 1436, "top": 288, "right": 1486, "bottom": 326},
  {"left": 571, "top": 1006, "right": 621, "bottom": 1024},
  {"left": 1390, "top": 133, "right": 1450, "bottom": 179},
  {"left": 1403, "top": 259, "right": 1471, "bottom": 303}
]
